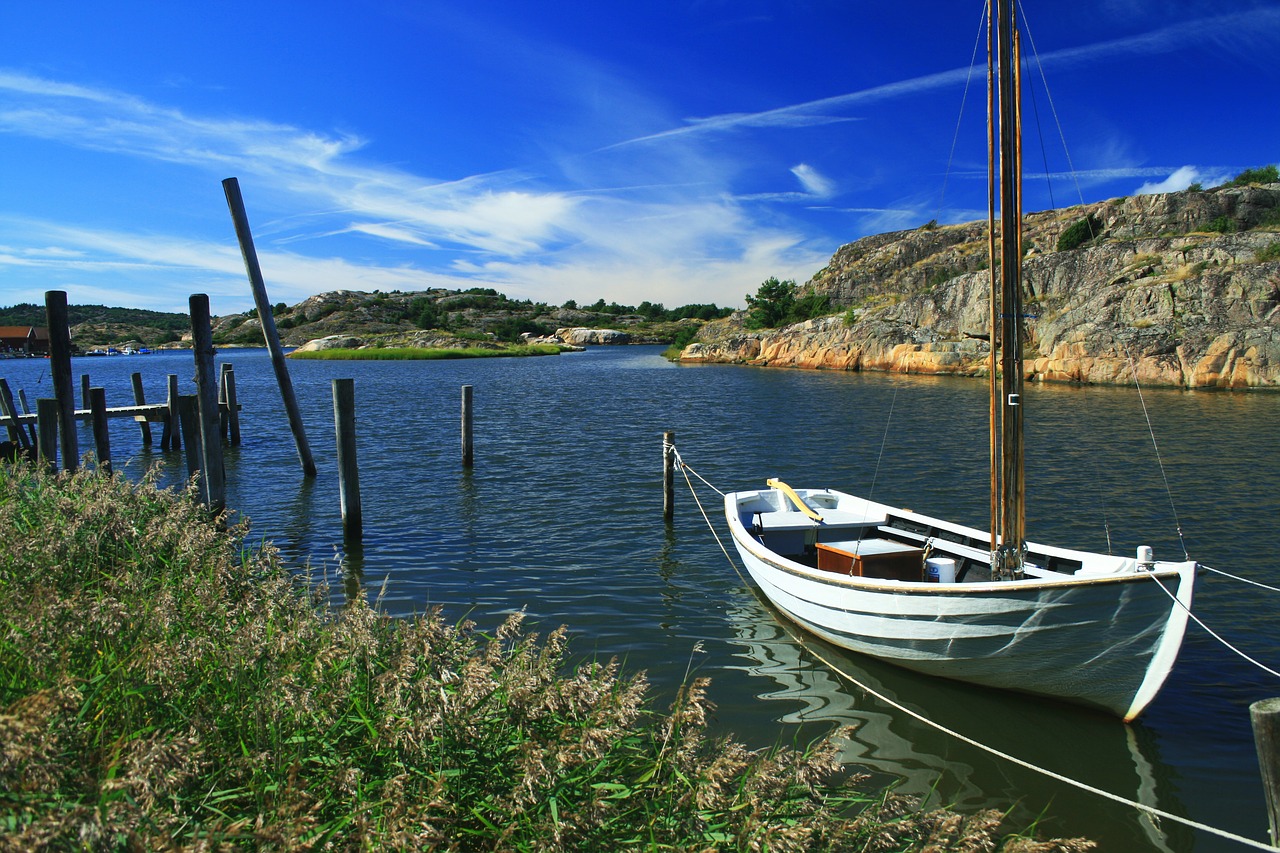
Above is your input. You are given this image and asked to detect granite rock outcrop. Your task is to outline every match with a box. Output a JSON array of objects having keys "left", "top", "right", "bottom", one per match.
[{"left": 683, "top": 185, "right": 1280, "bottom": 388}]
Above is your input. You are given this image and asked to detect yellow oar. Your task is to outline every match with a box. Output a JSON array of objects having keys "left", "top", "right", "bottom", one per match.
[{"left": 766, "top": 478, "right": 823, "bottom": 522}]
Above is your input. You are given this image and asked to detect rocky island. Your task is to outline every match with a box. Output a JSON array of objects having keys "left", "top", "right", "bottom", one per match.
[{"left": 682, "top": 181, "right": 1280, "bottom": 389}]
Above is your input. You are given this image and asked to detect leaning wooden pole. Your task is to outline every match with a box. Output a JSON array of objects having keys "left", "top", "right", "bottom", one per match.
[
  {"left": 44, "top": 291, "right": 78, "bottom": 471},
  {"left": 222, "top": 176, "right": 317, "bottom": 477},
  {"left": 189, "top": 294, "right": 227, "bottom": 512}
]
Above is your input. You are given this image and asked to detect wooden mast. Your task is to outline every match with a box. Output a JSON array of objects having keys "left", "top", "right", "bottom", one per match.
[{"left": 993, "top": 0, "right": 1026, "bottom": 579}]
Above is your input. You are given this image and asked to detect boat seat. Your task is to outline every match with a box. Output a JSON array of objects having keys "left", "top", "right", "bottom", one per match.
[{"left": 755, "top": 509, "right": 885, "bottom": 534}]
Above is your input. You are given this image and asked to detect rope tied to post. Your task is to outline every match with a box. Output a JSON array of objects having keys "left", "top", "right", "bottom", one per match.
[{"left": 669, "top": 439, "right": 1279, "bottom": 852}]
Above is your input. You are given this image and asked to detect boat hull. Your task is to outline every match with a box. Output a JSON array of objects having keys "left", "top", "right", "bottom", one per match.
[{"left": 726, "top": 488, "right": 1196, "bottom": 720}]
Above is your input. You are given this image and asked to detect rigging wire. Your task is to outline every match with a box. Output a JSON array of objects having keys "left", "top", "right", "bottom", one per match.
[
  {"left": 1014, "top": 0, "right": 1093, "bottom": 211},
  {"left": 934, "top": 4, "right": 989, "bottom": 224},
  {"left": 672, "top": 445, "right": 1276, "bottom": 852},
  {"left": 1018, "top": 26, "right": 1057, "bottom": 212},
  {"left": 1123, "top": 347, "right": 1190, "bottom": 560},
  {"left": 865, "top": 385, "right": 898, "bottom": 506}
]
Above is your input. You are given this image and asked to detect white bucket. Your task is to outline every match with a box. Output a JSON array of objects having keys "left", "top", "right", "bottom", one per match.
[{"left": 926, "top": 557, "right": 957, "bottom": 584}]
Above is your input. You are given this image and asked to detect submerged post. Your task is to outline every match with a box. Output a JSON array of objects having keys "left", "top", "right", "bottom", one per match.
[
  {"left": 189, "top": 294, "right": 226, "bottom": 512},
  {"left": 663, "top": 431, "right": 676, "bottom": 523},
  {"left": 222, "top": 176, "right": 316, "bottom": 477},
  {"left": 130, "top": 372, "right": 153, "bottom": 445},
  {"left": 1253, "top": 697, "right": 1280, "bottom": 847},
  {"left": 461, "top": 385, "right": 474, "bottom": 468},
  {"left": 332, "top": 378, "right": 362, "bottom": 543},
  {"left": 44, "top": 291, "right": 77, "bottom": 471},
  {"left": 89, "top": 387, "right": 110, "bottom": 474}
]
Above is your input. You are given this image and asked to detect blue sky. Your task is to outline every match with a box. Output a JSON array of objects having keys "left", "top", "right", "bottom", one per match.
[{"left": 1, "top": 1, "right": 1278, "bottom": 316}]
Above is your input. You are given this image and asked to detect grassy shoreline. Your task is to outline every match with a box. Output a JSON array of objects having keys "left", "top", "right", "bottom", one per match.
[
  {"left": 0, "top": 462, "right": 1090, "bottom": 850},
  {"left": 288, "top": 344, "right": 565, "bottom": 360}
]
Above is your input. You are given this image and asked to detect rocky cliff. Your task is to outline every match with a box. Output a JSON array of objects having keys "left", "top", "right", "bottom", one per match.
[{"left": 683, "top": 185, "right": 1280, "bottom": 388}]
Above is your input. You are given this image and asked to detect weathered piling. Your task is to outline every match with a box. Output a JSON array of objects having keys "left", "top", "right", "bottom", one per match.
[
  {"left": 130, "top": 372, "right": 153, "bottom": 445},
  {"left": 332, "top": 378, "right": 363, "bottom": 543},
  {"left": 1253, "top": 697, "right": 1280, "bottom": 847},
  {"left": 165, "top": 374, "right": 181, "bottom": 451},
  {"left": 89, "top": 387, "right": 111, "bottom": 474},
  {"left": 16, "top": 388, "right": 37, "bottom": 446},
  {"left": 36, "top": 398, "right": 58, "bottom": 471},
  {"left": 221, "top": 364, "right": 241, "bottom": 446},
  {"left": 222, "top": 176, "right": 316, "bottom": 478},
  {"left": 189, "top": 295, "right": 226, "bottom": 512},
  {"left": 44, "top": 291, "right": 78, "bottom": 471},
  {"left": 461, "top": 385, "right": 474, "bottom": 468},
  {"left": 178, "top": 395, "right": 199, "bottom": 480},
  {"left": 663, "top": 431, "right": 676, "bottom": 523},
  {"left": 81, "top": 374, "right": 91, "bottom": 411},
  {"left": 0, "top": 379, "right": 29, "bottom": 451}
]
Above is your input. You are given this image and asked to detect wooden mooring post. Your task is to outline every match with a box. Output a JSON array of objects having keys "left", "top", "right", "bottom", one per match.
[
  {"left": 461, "top": 385, "right": 474, "bottom": 468},
  {"left": 189, "top": 295, "right": 226, "bottom": 512},
  {"left": 89, "top": 387, "right": 110, "bottom": 474},
  {"left": 16, "top": 388, "right": 37, "bottom": 447},
  {"left": 1253, "top": 697, "right": 1280, "bottom": 847},
  {"left": 223, "top": 176, "right": 316, "bottom": 478},
  {"left": 0, "top": 378, "right": 30, "bottom": 452},
  {"left": 332, "top": 378, "right": 362, "bottom": 543},
  {"left": 36, "top": 398, "right": 58, "bottom": 471},
  {"left": 663, "top": 431, "right": 675, "bottom": 523},
  {"left": 178, "top": 396, "right": 199, "bottom": 480},
  {"left": 220, "top": 364, "right": 241, "bottom": 446},
  {"left": 131, "top": 372, "right": 152, "bottom": 445},
  {"left": 45, "top": 291, "right": 78, "bottom": 471},
  {"left": 165, "top": 374, "right": 181, "bottom": 451}
]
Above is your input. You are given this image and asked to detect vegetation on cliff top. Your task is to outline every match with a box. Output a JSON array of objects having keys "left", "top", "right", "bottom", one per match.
[{"left": 0, "top": 461, "right": 1090, "bottom": 850}]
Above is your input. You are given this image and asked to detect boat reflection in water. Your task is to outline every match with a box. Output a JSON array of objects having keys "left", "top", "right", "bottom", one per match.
[{"left": 722, "top": 594, "right": 1191, "bottom": 852}]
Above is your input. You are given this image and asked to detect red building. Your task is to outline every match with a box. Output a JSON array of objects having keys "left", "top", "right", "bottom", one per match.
[{"left": 0, "top": 326, "right": 50, "bottom": 356}]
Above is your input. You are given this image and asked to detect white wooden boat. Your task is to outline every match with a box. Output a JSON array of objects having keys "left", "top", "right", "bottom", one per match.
[
  {"left": 724, "top": 0, "right": 1197, "bottom": 721},
  {"left": 724, "top": 483, "right": 1196, "bottom": 720}
]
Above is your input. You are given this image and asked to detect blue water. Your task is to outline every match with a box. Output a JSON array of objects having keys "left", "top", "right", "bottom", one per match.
[{"left": 4, "top": 345, "right": 1277, "bottom": 850}]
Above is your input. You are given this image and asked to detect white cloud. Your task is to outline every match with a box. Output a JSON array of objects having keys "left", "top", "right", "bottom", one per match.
[
  {"left": 791, "top": 163, "right": 835, "bottom": 198},
  {"left": 1134, "top": 165, "right": 1231, "bottom": 195}
]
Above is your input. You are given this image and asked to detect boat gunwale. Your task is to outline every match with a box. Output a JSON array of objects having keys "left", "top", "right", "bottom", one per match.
[{"left": 725, "top": 494, "right": 1195, "bottom": 597}]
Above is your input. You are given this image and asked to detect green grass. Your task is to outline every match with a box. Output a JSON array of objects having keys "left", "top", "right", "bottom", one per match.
[
  {"left": 288, "top": 344, "right": 565, "bottom": 360},
  {"left": 0, "top": 462, "right": 1090, "bottom": 850}
]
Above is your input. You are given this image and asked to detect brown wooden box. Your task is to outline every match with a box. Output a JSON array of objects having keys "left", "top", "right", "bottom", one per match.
[{"left": 816, "top": 539, "right": 925, "bottom": 581}]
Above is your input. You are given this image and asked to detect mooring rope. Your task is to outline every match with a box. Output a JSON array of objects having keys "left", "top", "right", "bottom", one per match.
[
  {"left": 1202, "top": 563, "right": 1280, "bottom": 594},
  {"left": 1143, "top": 570, "right": 1280, "bottom": 681},
  {"left": 673, "top": 445, "right": 1274, "bottom": 851}
]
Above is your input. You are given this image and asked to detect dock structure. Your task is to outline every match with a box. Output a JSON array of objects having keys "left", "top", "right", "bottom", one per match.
[{"left": 2, "top": 369, "right": 242, "bottom": 467}]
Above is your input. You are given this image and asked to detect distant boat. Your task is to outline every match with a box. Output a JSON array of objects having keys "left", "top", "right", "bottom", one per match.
[
  {"left": 85, "top": 349, "right": 108, "bottom": 357},
  {"left": 721, "top": 0, "right": 1196, "bottom": 721},
  {"left": 138, "top": 347, "right": 152, "bottom": 355}
]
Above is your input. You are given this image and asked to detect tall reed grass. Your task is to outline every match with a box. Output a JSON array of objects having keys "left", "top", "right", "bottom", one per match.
[{"left": 0, "top": 461, "right": 1090, "bottom": 850}]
